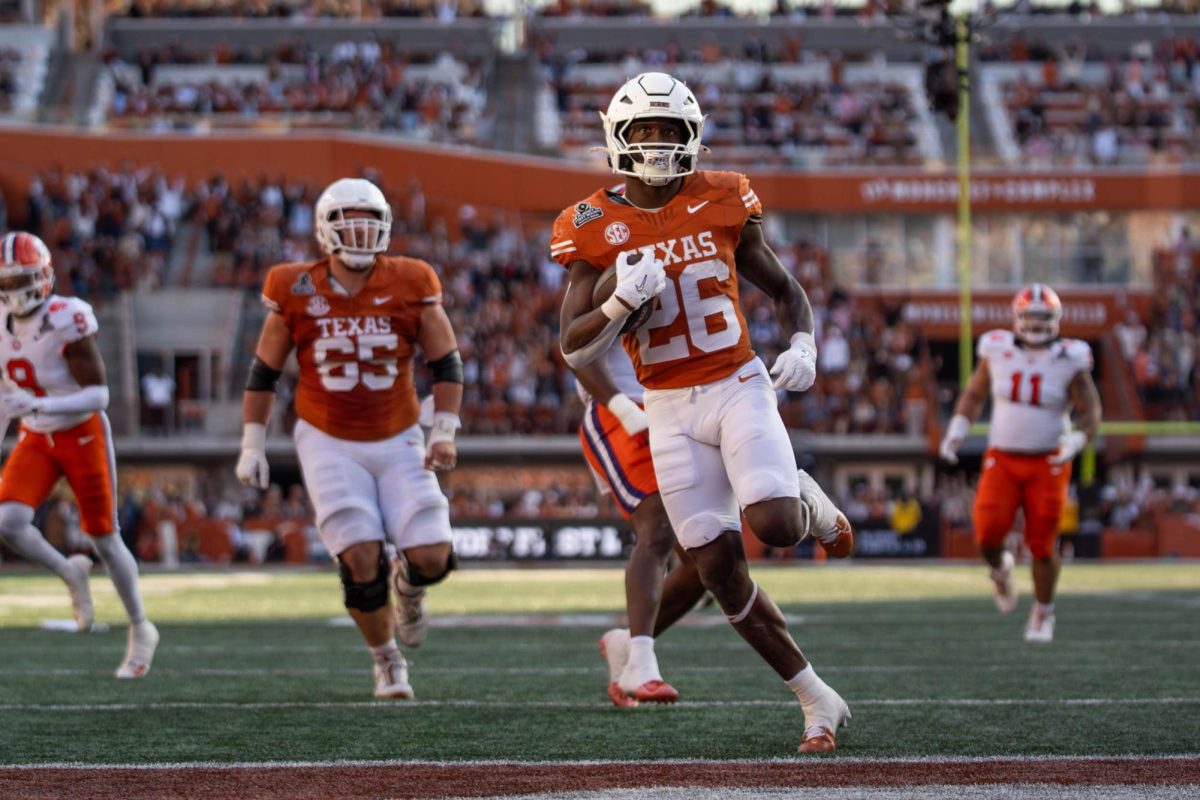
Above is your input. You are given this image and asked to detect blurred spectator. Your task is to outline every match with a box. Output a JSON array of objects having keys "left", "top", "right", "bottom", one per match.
[{"left": 140, "top": 366, "right": 176, "bottom": 434}]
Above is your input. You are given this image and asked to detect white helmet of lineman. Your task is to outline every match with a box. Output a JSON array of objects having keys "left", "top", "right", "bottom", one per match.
[
  {"left": 314, "top": 177, "right": 393, "bottom": 270},
  {"left": 601, "top": 72, "right": 706, "bottom": 186}
]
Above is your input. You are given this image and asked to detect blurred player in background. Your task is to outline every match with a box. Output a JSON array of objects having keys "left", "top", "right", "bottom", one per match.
[
  {"left": 0, "top": 231, "right": 158, "bottom": 678},
  {"left": 940, "top": 284, "right": 1102, "bottom": 642},
  {"left": 572, "top": 343, "right": 707, "bottom": 707},
  {"left": 236, "top": 177, "right": 462, "bottom": 698},
  {"left": 556, "top": 73, "right": 853, "bottom": 753}
]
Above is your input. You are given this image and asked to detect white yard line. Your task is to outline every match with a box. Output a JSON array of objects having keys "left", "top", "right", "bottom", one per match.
[
  {"left": 2, "top": 753, "right": 1198, "bottom": 770},
  {"left": 2, "top": 697, "right": 1198, "bottom": 712}
]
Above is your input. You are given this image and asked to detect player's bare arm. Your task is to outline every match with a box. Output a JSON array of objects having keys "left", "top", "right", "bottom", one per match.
[
  {"left": 573, "top": 358, "right": 647, "bottom": 437},
  {"left": 416, "top": 302, "right": 464, "bottom": 472},
  {"left": 1048, "top": 369, "right": 1103, "bottom": 465},
  {"left": 736, "top": 223, "right": 814, "bottom": 336},
  {"left": 236, "top": 310, "right": 293, "bottom": 489},
  {"left": 940, "top": 359, "right": 992, "bottom": 464},
  {"left": 559, "top": 261, "right": 632, "bottom": 368},
  {"left": 736, "top": 223, "right": 817, "bottom": 392},
  {"left": 1068, "top": 371, "right": 1102, "bottom": 441}
]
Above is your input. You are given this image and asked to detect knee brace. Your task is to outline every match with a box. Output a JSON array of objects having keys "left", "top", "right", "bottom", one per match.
[
  {"left": 406, "top": 550, "right": 458, "bottom": 588},
  {"left": 338, "top": 550, "right": 390, "bottom": 612}
]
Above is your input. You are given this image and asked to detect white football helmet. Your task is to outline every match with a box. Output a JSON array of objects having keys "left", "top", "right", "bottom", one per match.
[
  {"left": 0, "top": 231, "right": 54, "bottom": 316},
  {"left": 1012, "top": 283, "right": 1063, "bottom": 345},
  {"left": 314, "top": 178, "right": 393, "bottom": 270},
  {"left": 601, "top": 72, "right": 706, "bottom": 186}
]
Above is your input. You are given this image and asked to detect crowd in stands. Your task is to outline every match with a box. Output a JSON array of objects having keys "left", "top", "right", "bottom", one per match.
[
  {"left": 1129, "top": 228, "right": 1200, "bottom": 421},
  {"left": 0, "top": 48, "right": 21, "bottom": 114},
  {"left": 104, "top": 41, "right": 490, "bottom": 143},
  {"left": 538, "top": 41, "right": 926, "bottom": 168},
  {"left": 114, "top": 0, "right": 488, "bottom": 18},
  {"left": 991, "top": 33, "right": 1200, "bottom": 166}
]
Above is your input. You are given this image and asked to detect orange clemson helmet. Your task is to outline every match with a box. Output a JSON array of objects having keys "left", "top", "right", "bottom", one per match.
[
  {"left": 1012, "top": 283, "right": 1062, "bottom": 345},
  {"left": 0, "top": 231, "right": 54, "bottom": 316}
]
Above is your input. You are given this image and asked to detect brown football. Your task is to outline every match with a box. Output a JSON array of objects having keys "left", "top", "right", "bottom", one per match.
[{"left": 592, "top": 261, "right": 655, "bottom": 333}]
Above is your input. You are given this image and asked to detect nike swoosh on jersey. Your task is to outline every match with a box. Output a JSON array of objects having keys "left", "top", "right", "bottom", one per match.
[
  {"left": 372, "top": 296, "right": 392, "bottom": 305},
  {"left": 78, "top": 435, "right": 95, "bottom": 445},
  {"left": 687, "top": 201, "right": 710, "bottom": 214},
  {"left": 737, "top": 374, "right": 753, "bottom": 383}
]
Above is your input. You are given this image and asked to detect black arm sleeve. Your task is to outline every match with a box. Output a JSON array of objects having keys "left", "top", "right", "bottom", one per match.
[
  {"left": 245, "top": 357, "right": 283, "bottom": 392},
  {"left": 427, "top": 350, "right": 464, "bottom": 384}
]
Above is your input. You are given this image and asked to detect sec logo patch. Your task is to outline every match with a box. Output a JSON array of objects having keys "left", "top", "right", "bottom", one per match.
[
  {"left": 306, "top": 296, "right": 331, "bottom": 317},
  {"left": 604, "top": 221, "right": 630, "bottom": 246}
]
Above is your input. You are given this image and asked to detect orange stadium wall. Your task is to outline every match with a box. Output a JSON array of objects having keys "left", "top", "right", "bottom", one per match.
[{"left": 3, "top": 128, "right": 1200, "bottom": 222}]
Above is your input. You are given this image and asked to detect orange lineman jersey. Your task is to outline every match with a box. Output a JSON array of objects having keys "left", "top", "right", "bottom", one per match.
[
  {"left": 261, "top": 256, "right": 442, "bottom": 442},
  {"left": 551, "top": 171, "right": 761, "bottom": 389}
]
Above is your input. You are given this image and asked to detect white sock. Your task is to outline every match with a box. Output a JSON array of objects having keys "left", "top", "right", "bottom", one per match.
[
  {"left": 3, "top": 525, "right": 72, "bottom": 576},
  {"left": 91, "top": 534, "right": 146, "bottom": 625},
  {"left": 370, "top": 640, "right": 400, "bottom": 661},
  {"left": 786, "top": 664, "right": 829, "bottom": 707},
  {"left": 619, "top": 635, "right": 662, "bottom": 690},
  {"left": 1036, "top": 602, "right": 1055, "bottom": 616}
]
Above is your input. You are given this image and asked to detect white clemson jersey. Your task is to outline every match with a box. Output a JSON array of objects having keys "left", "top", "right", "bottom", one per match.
[
  {"left": 979, "top": 329, "right": 1093, "bottom": 453},
  {"left": 0, "top": 295, "right": 100, "bottom": 433},
  {"left": 575, "top": 341, "right": 644, "bottom": 406}
]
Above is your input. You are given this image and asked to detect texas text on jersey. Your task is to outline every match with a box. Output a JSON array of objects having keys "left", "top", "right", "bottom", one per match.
[
  {"left": 978, "top": 329, "right": 1093, "bottom": 454},
  {"left": 261, "top": 255, "right": 442, "bottom": 441},
  {"left": 551, "top": 170, "right": 762, "bottom": 389},
  {"left": 0, "top": 295, "right": 100, "bottom": 433}
]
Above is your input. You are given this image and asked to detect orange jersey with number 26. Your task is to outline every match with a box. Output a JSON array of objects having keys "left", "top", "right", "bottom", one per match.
[{"left": 552, "top": 171, "right": 761, "bottom": 389}]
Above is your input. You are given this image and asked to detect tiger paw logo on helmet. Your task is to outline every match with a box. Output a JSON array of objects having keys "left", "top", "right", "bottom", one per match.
[{"left": 0, "top": 232, "right": 55, "bottom": 317}]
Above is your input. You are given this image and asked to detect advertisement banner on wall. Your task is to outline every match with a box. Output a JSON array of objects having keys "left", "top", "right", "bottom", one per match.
[
  {"left": 842, "top": 505, "right": 941, "bottom": 559},
  {"left": 452, "top": 521, "right": 634, "bottom": 561}
]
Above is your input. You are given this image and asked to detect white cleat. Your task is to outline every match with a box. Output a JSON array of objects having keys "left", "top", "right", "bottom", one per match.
[
  {"left": 63, "top": 554, "right": 94, "bottom": 632},
  {"left": 115, "top": 620, "right": 159, "bottom": 679},
  {"left": 390, "top": 560, "right": 429, "bottom": 648},
  {"left": 797, "top": 469, "right": 854, "bottom": 558},
  {"left": 1024, "top": 606, "right": 1055, "bottom": 643},
  {"left": 799, "top": 684, "right": 852, "bottom": 753},
  {"left": 990, "top": 551, "right": 1019, "bottom": 615},
  {"left": 373, "top": 650, "right": 414, "bottom": 699}
]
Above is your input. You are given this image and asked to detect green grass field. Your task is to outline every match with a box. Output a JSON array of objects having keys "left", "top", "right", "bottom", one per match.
[{"left": 1, "top": 562, "right": 1198, "bottom": 765}]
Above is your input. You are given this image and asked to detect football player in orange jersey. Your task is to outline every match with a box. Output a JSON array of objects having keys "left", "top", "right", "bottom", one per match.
[
  {"left": 237, "top": 178, "right": 462, "bottom": 698},
  {"left": 555, "top": 73, "right": 853, "bottom": 753},
  {"left": 0, "top": 231, "right": 159, "bottom": 678},
  {"left": 940, "top": 285, "right": 1101, "bottom": 643},
  {"left": 573, "top": 346, "right": 707, "bottom": 707}
]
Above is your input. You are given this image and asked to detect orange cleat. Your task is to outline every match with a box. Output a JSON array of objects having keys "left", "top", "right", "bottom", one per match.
[
  {"left": 631, "top": 679, "right": 679, "bottom": 704},
  {"left": 818, "top": 512, "right": 855, "bottom": 559},
  {"left": 798, "top": 724, "right": 838, "bottom": 753},
  {"left": 607, "top": 681, "right": 639, "bottom": 708}
]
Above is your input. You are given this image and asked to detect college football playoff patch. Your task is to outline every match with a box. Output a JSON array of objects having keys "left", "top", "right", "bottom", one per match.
[{"left": 573, "top": 202, "right": 604, "bottom": 228}]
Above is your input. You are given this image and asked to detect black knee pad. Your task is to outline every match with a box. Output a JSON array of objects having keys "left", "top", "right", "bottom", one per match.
[
  {"left": 338, "top": 551, "right": 390, "bottom": 612},
  {"left": 406, "top": 550, "right": 458, "bottom": 587}
]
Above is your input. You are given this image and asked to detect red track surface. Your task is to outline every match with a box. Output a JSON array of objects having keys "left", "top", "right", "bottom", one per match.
[{"left": 2, "top": 758, "right": 1197, "bottom": 800}]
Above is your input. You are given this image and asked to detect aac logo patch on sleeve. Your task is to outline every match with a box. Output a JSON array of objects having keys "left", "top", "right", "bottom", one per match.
[{"left": 572, "top": 202, "right": 604, "bottom": 228}]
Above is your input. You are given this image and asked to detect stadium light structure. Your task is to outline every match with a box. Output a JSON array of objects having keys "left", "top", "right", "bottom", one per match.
[{"left": 889, "top": 0, "right": 996, "bottom": 392}]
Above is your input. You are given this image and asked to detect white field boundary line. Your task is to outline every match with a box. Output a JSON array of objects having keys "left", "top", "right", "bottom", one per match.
[
  {"left": 4, "top": 754, "right": 1199, "bottom": 770},
  {"left": 2, "top": 697, "right": 1198, "bottom": 712},
  {"left": 2, "top": 663, "right": 1198, "bottom": 677}
]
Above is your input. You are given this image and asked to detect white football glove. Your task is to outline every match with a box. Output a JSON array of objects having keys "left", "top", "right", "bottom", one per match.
[
  {"left": 235, "top": 422, "right": 270, "bottom": 489},
  {"left": 1, "top": 389, "right": 40, "bottom": 418},
  {"left": 601, "top": 250, "right": 666, "bottom": 321},
  {"left": 939, "top": 414, "right": 970, "bottom": 465},
  {"left": 769, "top": 332, "right": 818, "bottom": 392},
  {"left": 606, "top": 393, "right": 648, "bottom": 437},
  {"left": 1049, "top": 430, "right": 1088, "bottom": 465}
]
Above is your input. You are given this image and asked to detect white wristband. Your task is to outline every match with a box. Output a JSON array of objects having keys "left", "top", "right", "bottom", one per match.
[
  {"left": 790, "top": 331, "right": 817, "bottom": 358},
  {"left": 606, "top": 393, "right": 644, "bottom": 431},
  {"left": 241, "top": 422, "right": 267, "bottom": 451},
  {"left": 946, "top": 414, "right": 970, "bottom": 442},
  {"left": 600, "top": 293, "right": 633, "bottom": 321},
  {"left": 428, "top": 411, "right": 461, "bottom": 446}
]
